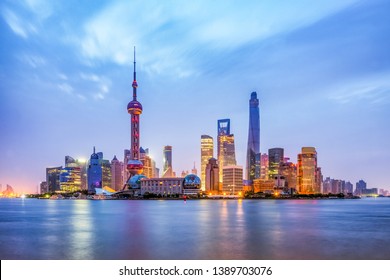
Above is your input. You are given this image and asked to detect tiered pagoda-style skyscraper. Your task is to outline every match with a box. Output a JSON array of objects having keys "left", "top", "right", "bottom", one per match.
[{"left": 126, "top": 47, "right": 144, "bottom": 180}]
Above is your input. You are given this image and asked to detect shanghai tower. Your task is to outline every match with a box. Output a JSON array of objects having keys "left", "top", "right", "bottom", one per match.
[{"left": 246, "top": 91, "right": 260, "bottom": 182}]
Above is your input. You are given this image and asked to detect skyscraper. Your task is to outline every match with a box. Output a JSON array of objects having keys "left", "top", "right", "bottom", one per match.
[
  {"left": 87, "top": 147, "right": 102, "bottom": 193},
  {"left": 297, "top": 147, "right": 320, "bottom": 194},
  {"left": 60, "top": 156, "right": 82, "bottom": 193},
  {"left": 126, "top": 47, "right": 144, "bottom": 182},
  {"left": 268, "top": 148, "right": 284, "bottom": 179},
  {"left": 162, "top": 145, "right": 173, "bottom": 178},
  {"left": 246, "top": 91, "right": 260, "bottom": 182},
  {"left": 46, "top": 167, "right": 62, "bottom": 193},
  {"left": 201, "top": 135, "right": 214, "bottom": 190},
  {"left": 217, "top": 119, "right": 236, "bottom": 182},
  {"left": 111, "top": 155, "right": 123, "bottom": 191},
  {"left": 205, "top": 158, "right": 219, "bottom": 194}
]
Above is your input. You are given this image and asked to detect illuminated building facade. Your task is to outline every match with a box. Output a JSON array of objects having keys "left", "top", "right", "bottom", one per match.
[
  {"left": 205, "top": 157, "right": 219, "bottom": 194},
  {"left": 140, "top": 148, "right": 156, "bottom": 178},
  {"left": 162, "top": 145, "right": 173, "bottom": 178},
  {"left": 201, "top": 135, "right": 214, "bottom": 190},
  {"left": 260, "top": 153, "right": 269, "bottom": 179},
  {"left": 126, "top": 47, "right": 144, "bottom": 183},
  {"left": 111, "top": 156, "right": 123, "bottom": 191},
  {"left": 217, "top": 119, "right": 236, "bottom": 182},
  {"left": 141, "top": 177, "right": 183, "bottom": 196},
  {"left": 222, "top": 165, "right": 243, "bottom": 195},
  {"left": 60, "top": 166, "right": 81, "bottom": 193},
  {"left": 297, "top": 147, "right": 320, "bottom": 194},
  {"left": 280, "top": 161, "right": 297, "bottom": 190},
  {"left": 268, "top": 148, "right": 284, "bottom": 179},
  {"left": 46, "top": 166, "right": 62, "bottom": 193},
  {"left": 246, "top": 92, "right": 260, "bottom": 182},
  {"left": 60, "top": 156, "right": 83, "bottom": 193}
]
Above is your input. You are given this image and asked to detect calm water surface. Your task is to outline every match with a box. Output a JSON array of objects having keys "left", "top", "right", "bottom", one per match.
[{"left": 1, "top": 198, "right": 389, "bottom": 260}]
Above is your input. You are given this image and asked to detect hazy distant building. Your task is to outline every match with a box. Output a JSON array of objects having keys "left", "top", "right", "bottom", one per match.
[
  {"left": 355, "top": 179, "right": 367, "bottom": 195},
  {"left": 222, "top": 165, "right": 243, "bottom": 195},
  {"left": 297, "top": 147, "right": 320, "bottom": 194},
  {"left": 162, "top": 145, "right": 173, "bottom": 178},
  {"left": 246, "top": 92, "right": 261, "bottom": 182},
  {"left": 344, "top": 181, "right": 353, "bottom": 194},
  {"left": 201, "top": 135, "right": 214, "bottom": 190},
  {"left": 46, "top": 166, "right": 62, "bottom": 193},
  {"left": 268, "top": 148, "right": 284, "bottom": 179},
  {"left": 191, "top": 163, "right": 198, "bottom": 176},
  {"left": 111, "top": 155, "right": 123, "bottom": 191},
  {"left": 40, "top": 181, "right": 48, "bottom": 194},
  {"left": 205, "top": 157, "right": 219, "bottom": 194},
  {"left": 217, "top": 119, "right": 236, "bottom": 182}
]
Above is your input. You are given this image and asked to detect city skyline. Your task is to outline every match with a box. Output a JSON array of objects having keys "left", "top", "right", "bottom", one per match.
[{"left": 1, "top": 0, "right": 390, "bottom": 193}]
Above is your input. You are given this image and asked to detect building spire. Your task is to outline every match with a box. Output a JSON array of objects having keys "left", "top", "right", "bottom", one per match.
[{"left": 132, "top": 46, "right": 138, "bottom": 100}]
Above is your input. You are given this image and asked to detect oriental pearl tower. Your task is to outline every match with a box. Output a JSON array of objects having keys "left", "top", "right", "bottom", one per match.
[{"left": 126, "top": 47, "right": 143, "bottom": 182}]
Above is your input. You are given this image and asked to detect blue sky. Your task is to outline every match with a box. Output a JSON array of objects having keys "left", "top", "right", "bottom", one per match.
[{"left": 1, "top": 0, "right": 389, "bottom": 193}]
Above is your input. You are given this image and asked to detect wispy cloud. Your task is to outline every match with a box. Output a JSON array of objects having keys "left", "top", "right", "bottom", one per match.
[
  {"left": 80, "top": 72, "right": 111, "bottom": 100},
  {"left": 58, "top": 82, "right": 73, "bottom": 95},
  {"left": 329, "top": 73, "right": 390, "bottom": 105},
  {"left": 18, "top": 53, "right": 46, "bottom": 68},
  {"left": 2, "top": 7, "right": 37, "bottom": 38}
]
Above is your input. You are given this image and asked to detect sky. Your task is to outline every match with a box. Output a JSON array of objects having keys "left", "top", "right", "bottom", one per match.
[{"left": 0, "top": 0, "right": 389, "bottom": 194}]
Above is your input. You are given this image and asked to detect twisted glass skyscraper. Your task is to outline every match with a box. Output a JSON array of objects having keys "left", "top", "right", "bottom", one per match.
[{"left": 246, "top": 92, "right": 260, "bottom": 182}]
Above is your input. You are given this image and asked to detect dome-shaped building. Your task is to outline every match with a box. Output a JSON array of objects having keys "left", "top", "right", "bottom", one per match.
[
  {"left": 182, "top": 174, "right": 201, "bottom": 196},
  {"left": 128, "top": 174, "right": 147, "bottom": 189}
]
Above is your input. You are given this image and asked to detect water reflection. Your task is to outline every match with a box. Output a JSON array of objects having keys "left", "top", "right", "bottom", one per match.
[{"left": 1, "top": 198, "right": 390, "bottom": 259}]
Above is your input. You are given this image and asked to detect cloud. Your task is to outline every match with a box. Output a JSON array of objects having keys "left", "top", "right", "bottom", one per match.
[
  {"left": 328, "top": 73, "right": 390, "bottom": 105},
  {"left": 2, "top": 7, "right": 37, "bottom": 38},
  {"left": 77, "top": 0, "right": 359, "bottom": 77},
  {"left": 58, "top": 83, "right": 74, "bottom": 95},
  {"left": 19, "top": 53, "right": 46, "bottom": 68}
]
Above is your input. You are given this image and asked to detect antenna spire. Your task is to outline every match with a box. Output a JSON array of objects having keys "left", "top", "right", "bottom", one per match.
[{"left": 132, "top": 46, "right": 138, "bottom": 100}]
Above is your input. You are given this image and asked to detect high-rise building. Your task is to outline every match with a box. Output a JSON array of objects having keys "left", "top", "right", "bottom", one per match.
[
  {"left": 355, "top": 179, "right": 367, "bottom": 195},
  {"left": 222, "top": 165, "right": 243, "bottom": 195},
  {"left": 191, "top": 163, "right": 197, "bottom": 175},
  {"left": 140, "top": 147, "right": 156, "bottom": 178},
  {"left": 87, "top": 147, "right": 102, "bottom": 193},
  {"left": 297, "top": 147, "right": 320, "bottom": 194},
  {"left": 201, "top": 135, "right": 213, "bottom": 190},
  {"left": 246, "top": 92, "right": 260, "bottom": 182},
  {"left": 162, "top": 145, "right": 173, "bottom": 178},
  {"left": 217, "top": 119, "right": 236, "bottom": 182},
  {"left": 205, "top": 158, "right": 219, "bottom": 194},
  {"left": 40, "top": 181, "right": 48, "bottom": 194},
  {"left": 344, "top": 181, "right": 353, "bottom": 194},
  {"left": 111, "top": 156, "right": 123, "bottom": 191},
  {"left": 126, "top": 47, "right": 144, "bottom": 182},
  {"left": 280, "top": 161, "right": 297, "bottom": 190},
  {"left": 260, "top": 153, "right": 269, "bottom": 179},
  {"left": 268, "top": 148, "right": 284, "bottom": 179},
  {"left": 60, "top": 156, "right": 82, "bottom": 193},
  {"left": 46, "top": 166, "right": 62, "bottom": 193}
]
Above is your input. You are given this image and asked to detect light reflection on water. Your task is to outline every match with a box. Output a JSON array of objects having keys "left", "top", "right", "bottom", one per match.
[{"left": 1, "top": 198, "right": 390, "bottom": 260}]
